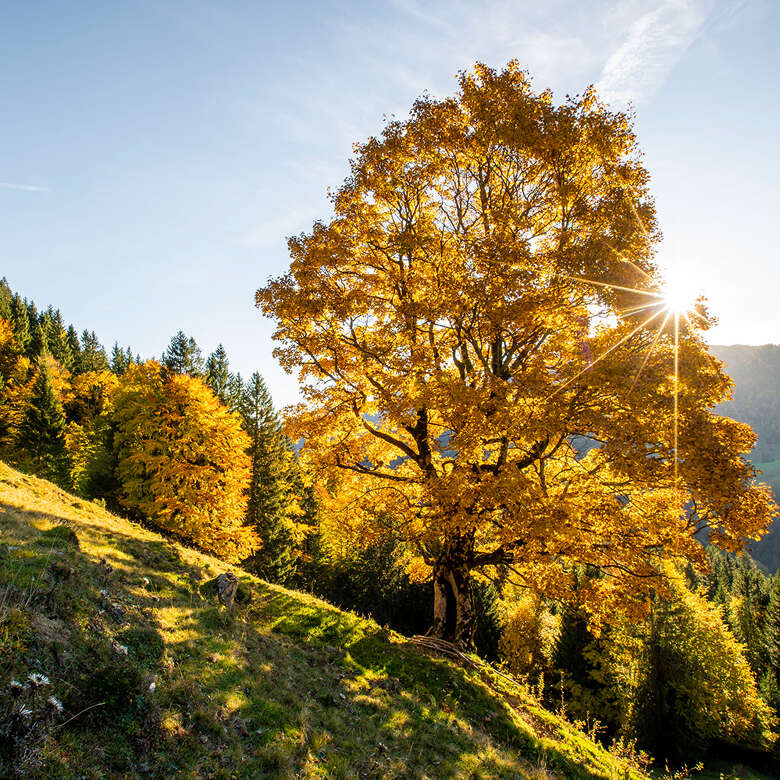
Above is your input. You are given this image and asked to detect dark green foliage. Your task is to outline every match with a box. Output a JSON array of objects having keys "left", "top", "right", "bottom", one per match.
[
  {"left": 302, "top": 536, "right": 503, "bottom": 660},
  {"left": 305, "top": 537, "right": 432, "bottom": 637},
  {"left": 0, "top": 277, "right": 11, "bottom": 320},
  {"left": 43, "top": 308, "right": 73, "bottom": 368},
  {"left": 241, "top": 372, "right": 296, "bottom": 584},
  {"left": 731, "top": 566, "right": 770, "bottom": 675},
  {"left": 74, "top": 330, "right": 109, "bottom": 374},
  {"left": 29, "top": 318, "right": 48, "bottom": 357},
  {"left": 226, "top": 370, "right": 244, "bottom": 412},
  {"left": 16, "top": 362, "right": 69, "bottom": 484},
  {"left": 162, "top": 330, "right": 203, "bottom": 376},
  {"left": 110, "top": 343, "right": 135, "bottom": 376},
  {"left": 66, "top": 325, "right": 81, "bottom": 367},
  {"left": 204, "top": 344, "right": 231, "bottom": 404},
  {"left": 9, "top": 295, "right": 30, "bottom": 354}
]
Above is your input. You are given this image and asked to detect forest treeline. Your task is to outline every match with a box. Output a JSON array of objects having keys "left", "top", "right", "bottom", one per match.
[{"left": 2, "top": 276, "right": 780, "bottom": 766}]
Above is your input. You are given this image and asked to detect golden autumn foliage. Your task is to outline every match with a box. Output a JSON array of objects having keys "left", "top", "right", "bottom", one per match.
[
  {"left": 605, "top": 563, "right": 776, "bottom": 755},
  {"left": 257, "top": 62, "right": 777, "bottom": 647},
  {"left": 0, "top": 317, "right": 34, "bottom": 450},
  {"left": 112, "top": 362, "right": 257, "bottom": 562}
]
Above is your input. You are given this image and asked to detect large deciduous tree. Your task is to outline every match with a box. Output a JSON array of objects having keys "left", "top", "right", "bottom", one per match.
[{"left": 256, "top": 62, "right": 776, "bottom": 648}]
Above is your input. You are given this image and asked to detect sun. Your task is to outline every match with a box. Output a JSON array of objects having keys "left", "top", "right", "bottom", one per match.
[{"left": 662, "top": 273, "right": 699, "bottom": 316}]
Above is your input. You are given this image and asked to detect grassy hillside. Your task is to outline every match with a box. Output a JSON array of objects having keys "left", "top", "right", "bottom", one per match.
[{"left": 0, "top": 461, "right": 649, "bottom": 779}]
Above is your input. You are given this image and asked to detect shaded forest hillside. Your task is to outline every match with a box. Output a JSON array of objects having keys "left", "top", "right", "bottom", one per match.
[{"left": 712, "top": 345, "right": 780, "bottom": 571}]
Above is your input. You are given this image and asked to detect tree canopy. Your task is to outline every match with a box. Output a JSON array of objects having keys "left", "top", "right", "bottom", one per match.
[{"left": 257, "top": 62, "right": 776, "bottom": 648}]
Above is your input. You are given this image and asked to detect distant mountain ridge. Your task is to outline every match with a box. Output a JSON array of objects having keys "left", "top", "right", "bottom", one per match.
[{"left": 711, "top": 344, "right": 780, "bottom": 570}]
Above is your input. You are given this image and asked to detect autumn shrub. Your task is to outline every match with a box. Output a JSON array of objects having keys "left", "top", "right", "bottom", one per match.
[{"left": 500, "top": 593, "right": 560, "bottom": 679}]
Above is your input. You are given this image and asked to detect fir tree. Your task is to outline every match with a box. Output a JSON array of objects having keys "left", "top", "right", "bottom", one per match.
[
  {"left": 29, "top": 317, "right": 48, "bottom": 358},
  {"left": 66, "top": 325, "right": 81, "bottom": 368},
  {"left": 241, "top": 372, "right": 296, "bottom": 583},
  {"left": 17, "top": 362, "right": 69, "bottom": 484},
  {"left": 75, "top": 330, "right": 109, "bottom": 374},
  {"left": 111, "top": 342, "right": 130, "bottom": 375},
  {"left": 0, "top": 278, "right": 12, "bottom": 320},
  {"left": 9, "top": 295, "right": 30, "bottom": 355},
  {"left": 163, "top": 331, "right": 204, "bottom": 376},
  {"left": 764, "top": 575, "right": 780, "bottom": 684},
  {"left": 227, "top": 371, "right": 245, "bottom": 412},
  {"left": 205, "top": 344, "right": 231, "bottom": 404},
  {"left": 729, "top": 566, "right": 769, "bottom": 676},
  {"left": 44, "top": 308, "right": 72, "bottom": 368}
]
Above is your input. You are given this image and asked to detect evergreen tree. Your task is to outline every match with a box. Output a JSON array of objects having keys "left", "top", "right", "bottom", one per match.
[
  {"left": 227, "top": 371, "right": 245, "bottom": 412},
  {"left": 241, "top": 372, "right": 296, "bottom": 583},
  {"left": 44, "top": 308, "right": 72, "bottom": 368},
  {"left": 17, "top": 362, "right": 69, "bottom": 484},
  {"left": 75, "top": 330, "right": 109, "bottom": 374},
  {"left": 729, "top": 566, "right": 769, "bottom": 676},
  {"left": 66, "top": 325, "right": 81, "bottom": 367},
  {"left": 163, "top": 330, "right": 204, "bottom": 376},
  {"left": 205, "top": 344, "right": 231, "bottom": 404},
  {"left": 29, "top": 317, "right": 48, "bottom": 358},
  {"left": 110, "top": 342, "right": 130, "bottom": 375},
  {"left": 9, "top": 295, "right": 30, "bottom": 355},
  {"left": 763, "top": 575, "right": 780, "bottom": 701},
  {"left": 0, "top": 278, "right": 12, "bottom": 320}
]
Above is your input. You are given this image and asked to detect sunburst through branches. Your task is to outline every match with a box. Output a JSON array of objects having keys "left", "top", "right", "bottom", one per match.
[{"left": 561, "top": 270, "right": 706, "bottom": 489}]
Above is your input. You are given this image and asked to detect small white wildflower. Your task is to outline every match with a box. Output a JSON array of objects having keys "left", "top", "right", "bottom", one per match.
[
  {"left": 148, "top": 682, "right": 156, "bottom": 693},
  {"left": 28, "top": 673, "right": 50, "bottom": 687},
  {"left": 142, "top": 577, "right": 150, "bottom": 587},
  {"left": 46, "top": 696, "right": 64, "bottom": 713},
  {"left": 9, "top": 679, "right": 24, "bottom": 694},
  {"left": 111, "top": 641, "right": 128, "bottom": 656},
  {"left": 19, "top": 705, "right": 33, "bottom": 718}
]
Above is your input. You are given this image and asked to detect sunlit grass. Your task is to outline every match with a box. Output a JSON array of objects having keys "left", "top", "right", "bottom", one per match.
[{"left": 0, "top": 460, "right": 651, "bottom": 778}]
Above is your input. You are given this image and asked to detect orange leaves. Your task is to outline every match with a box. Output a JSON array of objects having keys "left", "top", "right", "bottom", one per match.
[
  {"left": 257, "top": 62, "right": 776, "bottom": 619},
  {"left": 113, "top": 362, "right": 256, "bottom": 562}
]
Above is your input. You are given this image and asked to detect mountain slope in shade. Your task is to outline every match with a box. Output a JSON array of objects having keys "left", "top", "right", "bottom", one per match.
[{"left": 712, "top": 345, "right": 780, "bottom": 571}]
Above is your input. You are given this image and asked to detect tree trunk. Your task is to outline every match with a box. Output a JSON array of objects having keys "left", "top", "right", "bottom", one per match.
[{"left": 431, "top": 532, "right": 476, "bottom": 650}]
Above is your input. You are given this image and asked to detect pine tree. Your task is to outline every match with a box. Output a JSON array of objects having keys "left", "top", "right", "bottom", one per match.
[
  {"left": 241, "top": 372, "right": 296, "bottom": 583},
  {"left": 17, "top": 361, "right": 69, "bottom": 484},
  {"left": 205, "top": 344, "right": 231, "bottom": 405},
  {"left": 163, "top": 331, "right": 204, "bottom": 376}
]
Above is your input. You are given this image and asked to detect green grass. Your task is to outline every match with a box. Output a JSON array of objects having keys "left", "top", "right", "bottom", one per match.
[{"left": 0, "top": 461, "right": 653, "bottom": 778}]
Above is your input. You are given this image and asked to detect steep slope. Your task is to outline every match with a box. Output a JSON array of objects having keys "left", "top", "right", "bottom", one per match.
[{"left": 0, "top": 462, "right": 646, "bottom": 779}]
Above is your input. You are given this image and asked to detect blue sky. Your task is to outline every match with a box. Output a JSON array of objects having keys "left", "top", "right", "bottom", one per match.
[{"left": 2, "top": 0, "right": 778, "bottom": 406}]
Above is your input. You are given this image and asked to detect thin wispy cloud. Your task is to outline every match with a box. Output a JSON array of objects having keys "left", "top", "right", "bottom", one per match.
[
  {"left": 597, "top": 0, "right": 716, "bottom": 105},
  {"left": 0, "top": 181, "right": 50, "bottom": 192}
]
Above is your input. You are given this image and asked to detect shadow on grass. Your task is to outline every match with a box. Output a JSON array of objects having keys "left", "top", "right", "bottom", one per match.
[{"left": 1, "top": 496, "right": 622, "bottom": 779}]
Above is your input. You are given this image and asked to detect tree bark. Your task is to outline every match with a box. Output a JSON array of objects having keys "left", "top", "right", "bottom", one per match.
[{"left": 431, "top": 532, "right": 476, "bottom": 650}]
